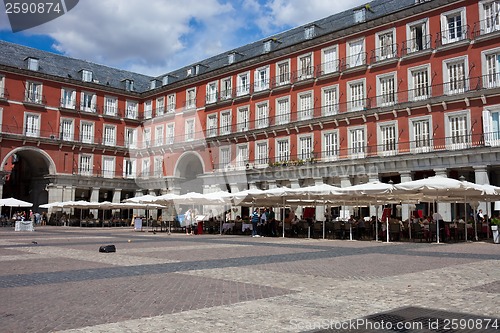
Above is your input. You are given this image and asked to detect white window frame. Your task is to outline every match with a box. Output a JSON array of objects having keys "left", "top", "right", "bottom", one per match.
[
  {"left": 346, "top": 38, "right": 366, "bottom": 68},
  {"left": 408, "top": 64, "right": 431, "bottom": 101},
  {"left": 25, "top": 81, "right": 42, "bottom": 104},
  {"left": 376, "top": 72, "right": 397, "bottom": 107},
  {"left": 479, "top": 0, "right": 500, "bottom": 35},
  {"left": 298, "top": 91, "right": 313, "bottom": 120},
  {"left": 186, "top": 88, "right": 196, "bottom": 109},
  {"left": 123, "top": 159, "right": 136, "bottom": 179},
  {"left": 61, "top": 88, "right": 76, "bottom": 109},
  {"left": 104, "top": 96, "right": 118, "bottom": 116},
  {"left": 255, "top": 140, "right": 269, "bottom": 167},
  {"left": 236, "top": 72, "right": 250, "bottom": 96},
  {"left": 276, "top": 60, "right": 291, "bottom": 86},
  {"left": 166, "top": 123, "right": 175, "bottom": 144},
  {"left": 80, "top": 121, "right": 94, "bottom": 144},
  {"left": 185, "top": 118, "right": 195, "bottom": 141},
  {"left": 81, "top": 91, "right": 97, "bottom": 113},
  {"left": 237, "top": 106, "right": 250, "bottom": 132},
  {"left": 27, "top": 58, "right": 39, "bottom": 71},
  {"left": 141, "top": 158, "right": 150, "bottom": 178},
  {"left": 322, "top": 85, "right": 339, "bottom": 116},
  {"left": 60, "top": 118, "right": 74, "bottom": 141},
  {"left": 347, "top": 79, "right": 366, "bottom": 112},
  {"left": 276, "top": 97, "right": 290, "bottom": 125},
  {"left": 220, "top": 77, "right": 232, "bottom": 100},
  {"left": 256, "top": 101, "right": 269, "bottom": 128},
  {"left": 409, "top": 116, "right": 433, "bottom": 153},
  {"left": 254, "top": 66, "right": 270, "bottom": 92},
  {"left": 445, "top": 110, "right": 471, "bottom": 150},
  {"left": 144, "top": 100, "right": 153, "bottom": 119},
  {"left": 297, "top": 53, "right": 314, "bottom": 80},
  {"left": 24, "top": 112, "right": 40, "bottom": 137},
  {"left": 102, "top": 156, "right": 115, "bottom": 178},
  {"left": 79, "top": 154, "right": 93, "bottom": 176},
  {"left": 348, "top": 126, "right": 366, "bottom": 159},
  {"left": 236, "top": 144, "right": 249, "bottom": 168},
  {"left": 206, "top": 81, "right": 218, "bottom": 104},
  {"left": 483, "top": 104, "right": 500, "bottom": 146},
  {"left": 103, "top": 124, "right": 116, "bottom": 146},
  {"left": 155, "top": 125, "right": 164, "bottom": 146},
  {"left": 207, "top": 113, "right": 218, "bottom": 137},
  {"left": 81, "top": 70, "right": 93, "bottom": 82},
  {"left": 443, "top": 56, "right": 468, "bottom": 95},
  {"left": 482, "top": 47, "right": 500, "bottom": 88},
  {"left": 143, "top": 127, "right": 151, "bottom": 147},
  {"left": 298, "top": 134, "right": 314, "bottom": 161},
  {"left": 377, "top": 121, "right": 398, "bottom": 156},
  {"left": 440, "top": 7, "right": 467, "bottom": 45},
  {"left": 126, "top": 100, "right": 138, "bottom": 119},
  {"left": 154, "top": 156, "right": 163, "bottom": 177},
  {"left": 167, "top": 94, "right": 176, "bottom": 113},
  {"left": 219, "top": 146, "right": 232, "bottom": 170},
  {"left": 322, "top": 130, "right": 339, "bottom": 161},
  {"left": 220, "top": 110, "right": 232, "bottom": 135},
  {"left": 406, "top": 18, "right": 430, "bottom": 53},
  {"left": 275, "top": 138, "right": 290, "bottom": 163},
  {"left": 0, "top": 75, "right": 5, "bottom": 99},
  {"left": 125, "top": 128, "right": 137, "bottom": 148},
  {"left": 321, "top": 46, "right": 338, "bottom": 74},
  {"left": 156, "top": 97, "right": 165, "bottom": 116},
  {"left": 375, "top": 28, "right": 396, "bottom": 61}
]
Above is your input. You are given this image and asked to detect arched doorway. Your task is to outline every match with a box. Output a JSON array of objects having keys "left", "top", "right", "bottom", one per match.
[
  {"left": 1, "top": 147, "right": 55, "bottom": 211},
  {"left": 174, "top": 152, "right": 204, "bottom": 194}
]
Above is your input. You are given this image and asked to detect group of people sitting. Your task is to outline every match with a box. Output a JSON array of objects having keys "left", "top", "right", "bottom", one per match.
[{"left": 250, "top": 207, "right": 277, "bottom": 237}]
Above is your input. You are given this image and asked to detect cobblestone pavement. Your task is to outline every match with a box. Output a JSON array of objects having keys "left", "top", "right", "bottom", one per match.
[{"left": 0, "top": 227, "right": 499, "bottom": 332}]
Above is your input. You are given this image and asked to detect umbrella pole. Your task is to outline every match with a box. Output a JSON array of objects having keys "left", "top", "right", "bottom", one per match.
[
  {"left": 375, "top": 205, "right": 379, "bottom": 242},
  {"left": 322, "top": 200, "right": 325, "bottom": 240},
  {"left": 386, "top": 211, "right": 389, "bottom": 243},
  {"left": 464, "top": 196, "right": 468, "bottom": 242},
  {"left": 436, "top": 198, "right": 440, "bottom": 244},
  {"left": 282, "top": 197, "right": 285, "bottom": 238}
]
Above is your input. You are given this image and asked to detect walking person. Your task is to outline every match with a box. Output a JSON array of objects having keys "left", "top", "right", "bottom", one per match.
[{"left": 251, "top": 208, "right": 260, "bottom": 237}]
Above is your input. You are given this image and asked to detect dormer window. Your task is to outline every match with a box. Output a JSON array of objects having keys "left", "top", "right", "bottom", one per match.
[
  {"left": 354, "top": 8, "right": 366, "bottom": 23},
  {"left": 162, "top": 76, "right": 170, "bottom": 86},
  {"left": 263, "top": 40, "right": 272, "bottom": 53},
  {"left": 305, "top": 25, "right": 315, "bottom": 39},
  {"left": 82, "top": 70, "right": 93, "bottom": 82},
  {"left": 187, "top": 68, "right": 193, "bottom": 77},
  {"left": 26, "top": 57, "right": 39, "bottom": 71},
  {"left": 228, "top": 53, "right": 236, "bottom": 64},
  {"left": 124, "top": 79, "right": 134, "bottom": 91}
]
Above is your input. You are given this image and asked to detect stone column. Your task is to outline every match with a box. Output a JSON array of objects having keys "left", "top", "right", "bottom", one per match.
[
  {"left": 340, "top": 175, "right": 352, "bottom": 219},
  {"left": 90, "top": 188, "right": 100, "bottom": 219},
  {"left": 312, "top": 178, "right": 325, "bottom": 221},
  {"left": 435, "top": 169, "right": 451, "bottom": 221},
  {"left": 111, "top": 189, "right": 122, "bottom": 219},
  {"left": 368, "top": 173, "right": 379, "bottom": 218},
  {"left": 399, "top": 171, "right": 413, "bottom": 221},
  {"left": 474, "top": 166, "right": 490, "bottom": 213}
]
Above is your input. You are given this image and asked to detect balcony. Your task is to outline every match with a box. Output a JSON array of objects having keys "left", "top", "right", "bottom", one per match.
[
  {"left": 0, "top": 87, "right": 9, "bottom": 101},
  {"left": 103, "top": 106, "right": 121, "bottom": 118},
  {"left": 59, "top": 99, "right": 77, "bottom": 111},
  {"left": 370, "top": 44, "right": 399, "bottom": 66},
  {"left": 315, "top": 60, "right": 341, "bottom": 81},
  {"left": 183, "top": 98, "right": 197, "bottom": 111},
  {"left": 472, "top": 18, "right": 500, "bottom": 42},
  {"left": 340, "top": 53, "right": 368, "bottom": 73},
  {"left": 291, "top": 67, "right": 315, "bottom": 87},
  {"left": 78, "top": 102, "right": 99, "bottom": 114},
  {"left": 400, "top": 35, "right": 433, "bottom": 59},
  {"left": 23, "top": 92, "right": 46, "bottom": 107},
  {"left": 270, "top": 73, "right": 291, "bottom": 91},
  {"left": 435, "top": 24, "right": 470, "bottom": 50}
]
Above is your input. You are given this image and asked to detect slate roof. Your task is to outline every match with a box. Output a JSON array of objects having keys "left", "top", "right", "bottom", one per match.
[{"left": 0, "top": 0, "right": 421, "bottom": 93}]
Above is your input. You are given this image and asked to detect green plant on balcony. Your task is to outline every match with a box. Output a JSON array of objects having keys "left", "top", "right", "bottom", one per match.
[{"left": 491, "top": 217, "right": 500, "bottom": 226}]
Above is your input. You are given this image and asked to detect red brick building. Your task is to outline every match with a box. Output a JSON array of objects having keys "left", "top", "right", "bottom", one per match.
[{"left": 1, "top": 0, "right": 499, "bottom": 220}]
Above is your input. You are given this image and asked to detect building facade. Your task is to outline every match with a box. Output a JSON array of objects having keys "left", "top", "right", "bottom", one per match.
[{"left": 1, "top": 0, "right": 500, "bottom": 220}]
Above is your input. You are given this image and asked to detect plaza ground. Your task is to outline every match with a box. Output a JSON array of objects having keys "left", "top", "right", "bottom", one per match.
[{"left": 0, "top": 226, "right": 499, "bottom": 332}]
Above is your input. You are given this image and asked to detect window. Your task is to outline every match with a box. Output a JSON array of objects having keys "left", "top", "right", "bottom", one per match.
[
  {"left": 102, "top": 157, "right": 115, "bottom": 178},
  {"left": 377, "top": 73, "right": 396, "bottom": 107},
  {"left": 236, "top": 144, "right": 248, "bottom": 168},
  {"left": 348, "top": 80, "right": 366, "bottom": 111},
  {"left": 237, "top": 107, "right": 249, "bottom": 132},
  {"left": 347, "top": 39, "right": 365, "bottom": 68},
  {"left": 410, "top": 117, "right": 432, "bottom": 153},
  {"left": 407, "top": 19, "right": 429, "bottom": 53},
  {"left": 237, "top": 72, "right": 250, "bottom": 96},
  {"left": 123, "top": 159, "right": 136, "bottom": 178},
  {"left": 446, "top": 111, "right": 470, "bottom": 149},
  {"left": 81, "top": 70, "right": 93, "bottom": 82},
  {"left": 255, "top": 141, "right": 269, "bottom": 166},
  {"left": 354, "top": 8, "right": 366, "bottom": 23},
  {"left": 125, "top": 128, "right": 137, "bottom": 148},
  {"left": 298, "top": 91, "right": 313, "bottom": 120},
  {"left": 484, "top": 50, "right": 500, "bottom": 88},
  {"left": 440, "top": 8, "right": 466, "bottom": 44},
  {"left": 276, "top": 139, "right": 290, "bottom": 162},
  {"left": 480, "top": 0, "right": 500, "bottom": 34},
  {"left": 256, "top": 102, "right": 269, "bottom": 128},
  {"left": 143, "top": 128, "right": 151, "bottom": 147},
  {"left": 378, "top": 123, "right": 397, "bottom": 156},
  {"left": 185, "top": 119, "right": 195, "bottom": 141},
  {"left": 80, "top": 121, "right": 94, "bottom": 144},
  {"left": 376, "top": 30, "right": 396, "bottom": 61},
  {"left": 150, "top": 80, "right": 158, "bottom": 90},
  {"left": 124, "top": 79, "right": 134, "bottom": 91},
  {"left": 144, "top": 100, "right": 153, "bottom": 119},
  {"left": 444, "top": 57, "right": 467, "bottom": 94},
  {"left": 81, "top": 92, "right": 97, "bottom": 112},
  {"left": 156, "top": 97, "right": 165, "bottom": 116},
  {"left": 61, "top": 88, "right": 76, "bottom": 109},
  {"left": 276, "top": 97, "right": 290, "bottom": 125},
  {"left": 321, "top": 46, "right": 338, "bottom": 74},
  {"left": 322, "top": 86, "right": 338, "bottom": 116},
  {"left": 141, "top": 158, "right": 150, "bottom": 178},
  {"left": 104, "top": 96, "right": 118, "bottom": 116},
  {"left": 276, "top": 60, "right": 290, "bottom": 86},
  {"left": 263, "top": 40, "right": 272, "bottom": 53},
  {"left": 298, "top": 53, "right": 313, "bottom": 80},
  {"left": 221, "top": 78, "right": 232, "bottom": 100},
  {"left": 305, "top": 25, "right": 315, "bottom": 39},
  {"left": 349, "top": 127, "right": 365, "bottom": 159},
  {"left": 126, "top": 100, "right": 138, "bottom": 119},
  {"left": 186, "top": 88, "right": 196, "bottom": 108},
  {"left": 298, "top": 135, "right": 313, "bottom": 160},
  {"left": 25, "top": 81, "right": 42, "bottom": 104},
  {"left": 483, "top": 106, "right": 500, "bottom": 146},
  {"left": 24, "top": 113, "right": 40, "bottom": 137},
  {"left": 228, "top": 52, "right": 236, "bottom": 64},
  {"left": 155, "top": 125, "right": 164, "bottom": 146},
  {"left": 154, "top": 156, "right": 163, "bottom": 177},
  {"left": 254, "top": 66, "right": 269, "bottom": 92},
  {"left": 27, "top": 57, "right": 39, "bottom": 71},
  {"left": 220, "top": 146, "right": 231, "bottom": 169},
  {"left": 409, "top": 66, "right": 431, "bottom": 101},
  {"left": 103, "top": 125, "right": 116, "bottom": 146},
  {"left": 166, "top": 123, "right": 175, "bottom": 144},
  {"left": 220, "top": 110, "right": 231, "bottom": 135},
  {"left": 207, "top": 114, "right": 218, "bottom": 137},
  {"left": 0, "top": 75, "right": 5, "bottom": 99},
  {"left": 60, "top": 118, "right": 74, "bottom": 141},
  {"left": 322, "top": 131, "right": 339, "bottom": 161},
  {"left": 167, "top": 94, "right": 176, "bottom": 113},
  {"left": 206, "top": 81, "right": 218, "bottom": 104},
  {"left": 79, "top": 154, "right": 92, "bottom": 176}
]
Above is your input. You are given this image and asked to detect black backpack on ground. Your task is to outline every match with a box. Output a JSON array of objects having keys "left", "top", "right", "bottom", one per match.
[{"left": 99, "top": 245, "right": 116, "bottom": 253}]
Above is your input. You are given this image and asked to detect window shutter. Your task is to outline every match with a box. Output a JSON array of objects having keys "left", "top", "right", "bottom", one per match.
[{"left": 483, "top": 110, "right": 492, "bottom": 146}]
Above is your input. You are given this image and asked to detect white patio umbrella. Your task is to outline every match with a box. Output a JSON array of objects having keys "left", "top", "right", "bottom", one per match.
[{"left": 0, "top": 197, "right": 33, "bottom": 221}]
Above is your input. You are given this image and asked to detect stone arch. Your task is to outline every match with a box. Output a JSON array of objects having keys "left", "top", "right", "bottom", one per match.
[
  {"left": 173, "top": 152, "right": 205, "bottom": 194},
  {"left": 1, "top": 146, "right": 56, "bottom": 174}
]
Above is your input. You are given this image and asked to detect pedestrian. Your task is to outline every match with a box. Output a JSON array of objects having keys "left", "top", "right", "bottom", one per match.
[
  {"left": 251, "top": 208, "right": 260, "bottom": 237},
  {"left": 184, "top": 208, "right": 193, "bottom": 235}
]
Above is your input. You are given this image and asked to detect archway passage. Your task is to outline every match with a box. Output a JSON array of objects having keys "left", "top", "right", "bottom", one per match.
[
  {"left": 174, "top": 153, "right": 204, "bottom": 194},
  {"left": 2, "top": 149, "right": 51, "bottom": 211}
]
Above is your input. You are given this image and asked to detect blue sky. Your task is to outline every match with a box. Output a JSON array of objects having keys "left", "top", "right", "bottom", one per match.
[{"left": 0, "top": 0, "right": 366, "bottom": 76}]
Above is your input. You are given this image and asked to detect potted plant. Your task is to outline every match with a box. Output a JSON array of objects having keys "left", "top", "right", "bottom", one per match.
[{"left": 491, "top": 217, "right": 500, "bottom": 244}]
